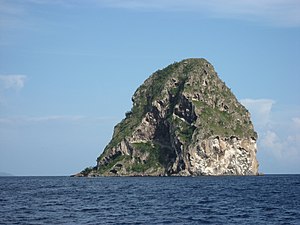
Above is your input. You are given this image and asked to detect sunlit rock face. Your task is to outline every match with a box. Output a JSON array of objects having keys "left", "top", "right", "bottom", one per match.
[{"left": 78, "top": 58, "right": 258, "bottom": 177}]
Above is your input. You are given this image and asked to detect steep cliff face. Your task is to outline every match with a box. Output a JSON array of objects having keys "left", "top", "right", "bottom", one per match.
[{"left": 79, "top": 58, "right": 258, "bottom": 176}]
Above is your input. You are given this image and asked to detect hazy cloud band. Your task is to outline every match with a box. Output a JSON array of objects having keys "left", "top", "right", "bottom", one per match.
[{"left": 1, "top": 0, "right": 300, "bottom": 27}]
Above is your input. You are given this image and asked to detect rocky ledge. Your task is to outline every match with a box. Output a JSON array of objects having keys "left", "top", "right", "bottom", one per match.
[{"left": 76, "top": 58, "right": 259, "bottom": 177}]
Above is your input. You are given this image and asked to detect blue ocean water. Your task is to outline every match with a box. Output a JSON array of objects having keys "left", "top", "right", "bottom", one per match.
[{"left": 0, "top": 175, "right": 299, "bottom": 224}]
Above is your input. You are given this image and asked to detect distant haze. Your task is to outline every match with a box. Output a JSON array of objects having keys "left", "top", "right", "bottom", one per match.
[{"left": 0, "top": 172, "right": 14, "bottom": 177}]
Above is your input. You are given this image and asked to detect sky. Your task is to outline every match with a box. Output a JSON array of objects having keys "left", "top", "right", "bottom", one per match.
[{"left": 0, "top": 0, "right": 299, "bottom": 176}]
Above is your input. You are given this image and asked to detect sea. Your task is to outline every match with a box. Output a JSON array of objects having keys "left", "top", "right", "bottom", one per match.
[{"left": 0, "top": 175, "right": 299, "bottom": 225}]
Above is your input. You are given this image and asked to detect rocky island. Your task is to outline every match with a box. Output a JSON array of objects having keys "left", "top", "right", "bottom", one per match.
[{"left": 77, "top": 58, "right": 259, "bottom": 177}]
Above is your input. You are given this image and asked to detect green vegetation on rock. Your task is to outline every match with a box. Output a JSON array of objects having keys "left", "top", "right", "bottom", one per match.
[{"left": 77, "top": 58, "right": 258, "bottom": 177}]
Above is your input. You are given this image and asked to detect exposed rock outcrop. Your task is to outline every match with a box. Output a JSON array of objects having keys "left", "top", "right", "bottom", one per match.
[{"left": 77, "top": 58, "right": 259, "bottom": 176}]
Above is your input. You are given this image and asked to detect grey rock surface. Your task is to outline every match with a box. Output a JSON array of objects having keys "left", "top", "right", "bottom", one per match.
[{"left": 77, "top": 58, "right": 258, "bottom": 176}]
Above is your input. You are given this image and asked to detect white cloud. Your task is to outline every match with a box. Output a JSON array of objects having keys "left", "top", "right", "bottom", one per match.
[
  {"left": 260, "top": 129, "right": 300, "bottom": 159},
  {"left": 0, "top": 118, "right": 12, "bottom": 124},
  {"left": 293, "top": 117, "right": 300, "bottom": 128},
  {"left": 0, "top": 115, "right": 85, "bottom": 124},
  {"left": 259, "top": 130, "right": 284, "bottom": 159},
  {"left": 241, "top": 98, "right": 300, "bottom": 167},
  {"left": 1, "top": 0, "right": 300, "bottom": 27},
  {"left": 27, "top": 115, "right": 85, "bottom": 122},
  {"left": 0, "top": 115, "right": 118, "bottom": 125},
  {"left": 287, "top": 134, "right": 300, "bottom": 143},
  {"left": 261, "top": 130, "right": 278, "bottom": 148},
  {"left": 0, "top": 75, "right": 27, "bottom": 91},
  {"left": 96, "top": 0, "right": 300, "bottom": 27},
  {"left": 260, "top": 130, "right": 283, "bottom": 157},
  {"left": 240, "top": 98, "right": 275, "bottom": 127}
]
